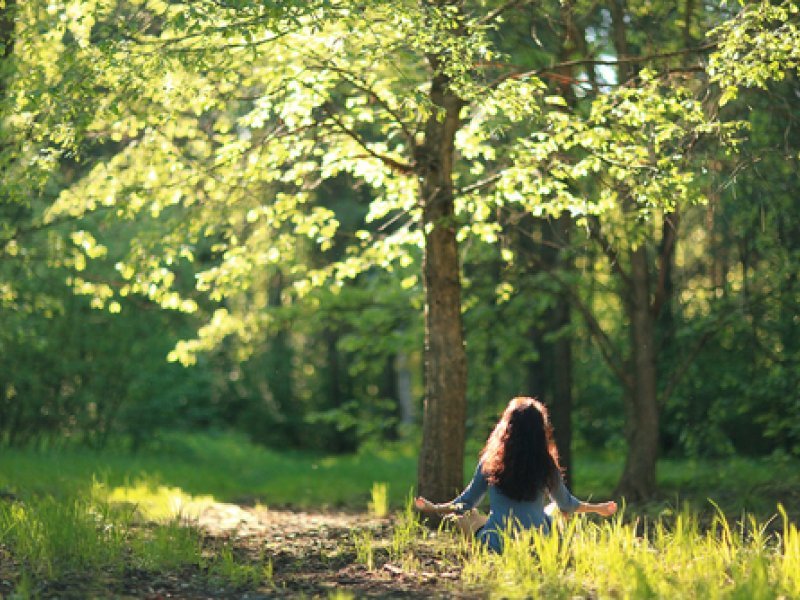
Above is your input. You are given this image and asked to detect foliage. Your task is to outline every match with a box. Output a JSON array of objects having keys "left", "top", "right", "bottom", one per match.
[
  {"left": 709, "top": 0, "right": 800, "bottom": 105},
  {"left": 1, "top": 0, "right": 799, "bottom": 480}
]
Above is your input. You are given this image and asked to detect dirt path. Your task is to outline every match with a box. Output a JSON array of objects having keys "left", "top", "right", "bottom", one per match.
[
  {"left": 0, "top": 499, "right": 476, "bottom": 599},
  {"left": 191, "top": 502, "right": 469, "bottom": 599}
]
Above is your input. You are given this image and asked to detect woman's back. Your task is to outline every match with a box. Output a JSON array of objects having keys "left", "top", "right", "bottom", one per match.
[{"left": 453, "top": 461, "right": 580, "bottom": 552}]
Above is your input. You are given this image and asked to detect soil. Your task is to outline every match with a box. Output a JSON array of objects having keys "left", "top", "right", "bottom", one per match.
[{"left": 0, "top": 501, "right": 482, "bottom": 599}]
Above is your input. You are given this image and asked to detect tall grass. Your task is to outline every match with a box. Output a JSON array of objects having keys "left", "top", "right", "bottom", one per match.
[
  {"left": 368, "top": 482, "right": 389, "bottom": 517},
  {"left": 0, "top": 496, "right": 126, "bottom": 579},
  {"left": 456, "top": 504, "right": 800, "bottom": 598},
  {"left": 0, "top": 489, "right": 268, "bottom": 593},
  {"left": 3, "top": 434, "right": 799, "bottom": 597}
]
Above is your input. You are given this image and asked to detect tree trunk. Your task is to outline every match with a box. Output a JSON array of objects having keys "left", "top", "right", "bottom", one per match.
[
  {"left": 524, "top": 215, "right": 574, "bottom": 485},
  {"left": 416, "top": 65, "right": 468, "bottom": 502},
  {"left": 615, "top": 245, "right": 659, "bottom": 500}
]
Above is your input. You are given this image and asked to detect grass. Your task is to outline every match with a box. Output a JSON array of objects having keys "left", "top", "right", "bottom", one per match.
[
  {"left": 452, "top": 504, "right": 800, "bottom": 598},
  {"left": 0, "top": 431, "right": 419, "bottom": 509},
  {"left": 1, "top": 431, "right": 800, "bottom": 597},
  {"left": 0, "top": 495, "right": 129, "bottom": 580}
]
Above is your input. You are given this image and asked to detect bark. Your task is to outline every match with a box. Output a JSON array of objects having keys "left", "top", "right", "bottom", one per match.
[
  {"left": 416, "top": 62, "right": 468, "bottom": 502},
  {"left": 615, "top": 245, "right": 660, "bottom": 500}
]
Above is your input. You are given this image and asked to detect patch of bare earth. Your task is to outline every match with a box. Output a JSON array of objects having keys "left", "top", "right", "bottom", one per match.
[{"left": 196, "top": 503, "right": 476, "bottom": 598}]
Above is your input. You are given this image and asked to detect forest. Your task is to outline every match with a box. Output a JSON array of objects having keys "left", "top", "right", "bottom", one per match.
[{"left": 1, "top": 0, "right": 799, "bottom": 597}]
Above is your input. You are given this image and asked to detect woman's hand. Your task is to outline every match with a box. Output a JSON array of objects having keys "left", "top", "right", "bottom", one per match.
[
  {"left": 414, "top": 496, "right": 463, "bottom": 515},
  {"left": 596, "top": 500, "right": 617, "bottom": 517},
  {"left": 414, "top": 496, "right": 436, "bottom": 512}
]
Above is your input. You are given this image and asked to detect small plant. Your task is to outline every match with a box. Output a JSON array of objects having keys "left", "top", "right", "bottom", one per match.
[
  {"left": 353, "top": 528, "right": 375, "bottom": 570},
  {"left": 130, "top": 518, "right": 204, "bottom": 571},
  {"left": 207, "top": 543, "right": 266, "bottom": 589},
  {"left": 389, "top": 494, "right": 424, "bottom": 561},
  {"left": 368, "top": 482, "right": 389, "bottom": 518}
]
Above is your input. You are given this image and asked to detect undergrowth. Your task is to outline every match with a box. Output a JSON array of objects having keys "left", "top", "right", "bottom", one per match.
[
  {"left": 2, "top": 433, "right": 799, "bottom": 597},
  {"left": 449, "top": 503, "right": 799, "bottom": 598}
]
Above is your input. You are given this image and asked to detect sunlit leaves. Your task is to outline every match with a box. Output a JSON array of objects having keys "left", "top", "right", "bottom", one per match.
[
  {"left": 708, "top": 0, "right": 800, "bottom": 105},
  {"left": 4, "top": 0, "right": 758, "bottom": 368}
]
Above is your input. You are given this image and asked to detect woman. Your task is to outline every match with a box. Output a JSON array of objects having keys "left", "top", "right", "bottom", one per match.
[{"left": 415, "top": 397, "right": 617, "bottom": 553}]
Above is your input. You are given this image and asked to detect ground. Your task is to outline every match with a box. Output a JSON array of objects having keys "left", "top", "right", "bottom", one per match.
[{"left": 0, "top": 500, "right": 474, "bottom": 599}]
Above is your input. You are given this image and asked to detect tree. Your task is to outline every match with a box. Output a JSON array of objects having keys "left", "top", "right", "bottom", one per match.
[{"left": 27, "top": 0, "right": 746, "bottom": 499}]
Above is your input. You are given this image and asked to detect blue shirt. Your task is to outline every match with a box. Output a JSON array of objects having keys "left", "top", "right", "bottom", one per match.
[{"left": 453, "top": 461, "right": 581, "bottom": 553}]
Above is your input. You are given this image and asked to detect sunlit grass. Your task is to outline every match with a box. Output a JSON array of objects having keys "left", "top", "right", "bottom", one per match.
[
  {"left": 93, "top": 478, "right": 216, "bottom": 522},
  {"left": 0, "top": 496, "right": 128, "bottom": 579},
  {"left": 453, "top": 503, "right": 800, "bottom": 598},
  {"left": 207, "top": 543, "right": 272, "bottom": 590},
  {"left": 368, "top": 482, "right": 389, "bottom": 517},
  {"left": 2, "top": 432, "right": 798, "bottom": 516},
  {"left": 2, "top": 433, "right": 799, "bottom": 597},
  {"left": 0, "top": 432, "right": 419, "bottom": 509}
]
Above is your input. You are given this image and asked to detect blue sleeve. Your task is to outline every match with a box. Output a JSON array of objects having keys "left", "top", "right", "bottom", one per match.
[
  {"left": 452, "top": 462, "right": 489, "bottom": 512},
  {"left": 549, "top": 473, "right": 581, "bottom": 513}
]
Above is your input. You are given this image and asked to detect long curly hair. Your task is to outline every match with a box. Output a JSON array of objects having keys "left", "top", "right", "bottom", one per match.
[{"left": 479, "top": 397, "right": 562, "bottom": 501}]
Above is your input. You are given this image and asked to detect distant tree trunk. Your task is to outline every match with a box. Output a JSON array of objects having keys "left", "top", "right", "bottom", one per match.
[
  {"left": 416, "top": 60, "right": 468, "bottom": 501},
  {"left": 395, "top": 352, "right": 415, "bottom": 428},
  {"left": 525, "top": 215, "right": 574, "bottom": 485},
  {"left": 378, "top": 355, "right": 400, "bottom": 439},
  {"left": 607, "top": 0, "right": 660, "bottom": 501},
  {"left": 616, "top": 245, "right": 660, "bottom": 500},
  {"left": 550, "top": 285, "right": 573, "bottom": 484},
  {"left": 264, "top": 271, "right": 300, "bottom": 441}
]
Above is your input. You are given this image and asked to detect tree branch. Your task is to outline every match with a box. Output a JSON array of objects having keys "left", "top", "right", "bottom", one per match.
[
  {"left": 323, "top": 109, "right": 415, "bottom": 175},
  {"left": 477, "top": 0, "right": 531, "bottom": 26},
  {"left": 306, "top": 58, "right": 417, "bottom": 147},
  {"left": 519, "top": 247, "right": 633, "bottom": 392},
  {"left": 485, "top": 42, "right": 717, "bottom": 91},
  {"left": 454, "top": 172, "right": 504, "bottom": 196}
]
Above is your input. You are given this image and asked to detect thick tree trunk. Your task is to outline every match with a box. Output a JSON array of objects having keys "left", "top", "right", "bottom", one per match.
[
  {"left": 416, "top": 68, "right": 468, "bottom": 502},
  {"left": 615, "top": 246, "right": 659, "bottom": 500}
]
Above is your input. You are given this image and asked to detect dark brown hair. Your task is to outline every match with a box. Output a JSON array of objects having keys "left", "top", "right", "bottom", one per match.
[{"left": 479, "top": 397, "right": 562, "bottom": 501}]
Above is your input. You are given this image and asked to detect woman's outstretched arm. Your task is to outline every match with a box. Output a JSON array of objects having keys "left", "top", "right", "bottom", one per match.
[
  {"left": 415, "top": 461, "right": 488, "bottom": 515},
  {"left": 413, "top": 497, "right": 465, "bottom": 515},
  {"left": 549, "top": 473, "right": 617, "bottom": 518},
  {"left": 573, "top": 500, "right": 617, "bottom": 517}
]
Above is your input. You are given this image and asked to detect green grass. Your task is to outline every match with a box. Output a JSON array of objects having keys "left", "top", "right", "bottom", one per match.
[
  {"left": 3, "top": 432, "right": 798, "bottom": 516},
  {"left": 2, "top": 432, "right": 800, "bottom": 597},
  {"left": 0, "top": 431, "right": 419, "bottom": 510},
  {"left": 0, "top": 495, "right": 129, "bottom": 579},
  {"left": 452, "top": 504, "right": 800, "bottom": 598}
]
